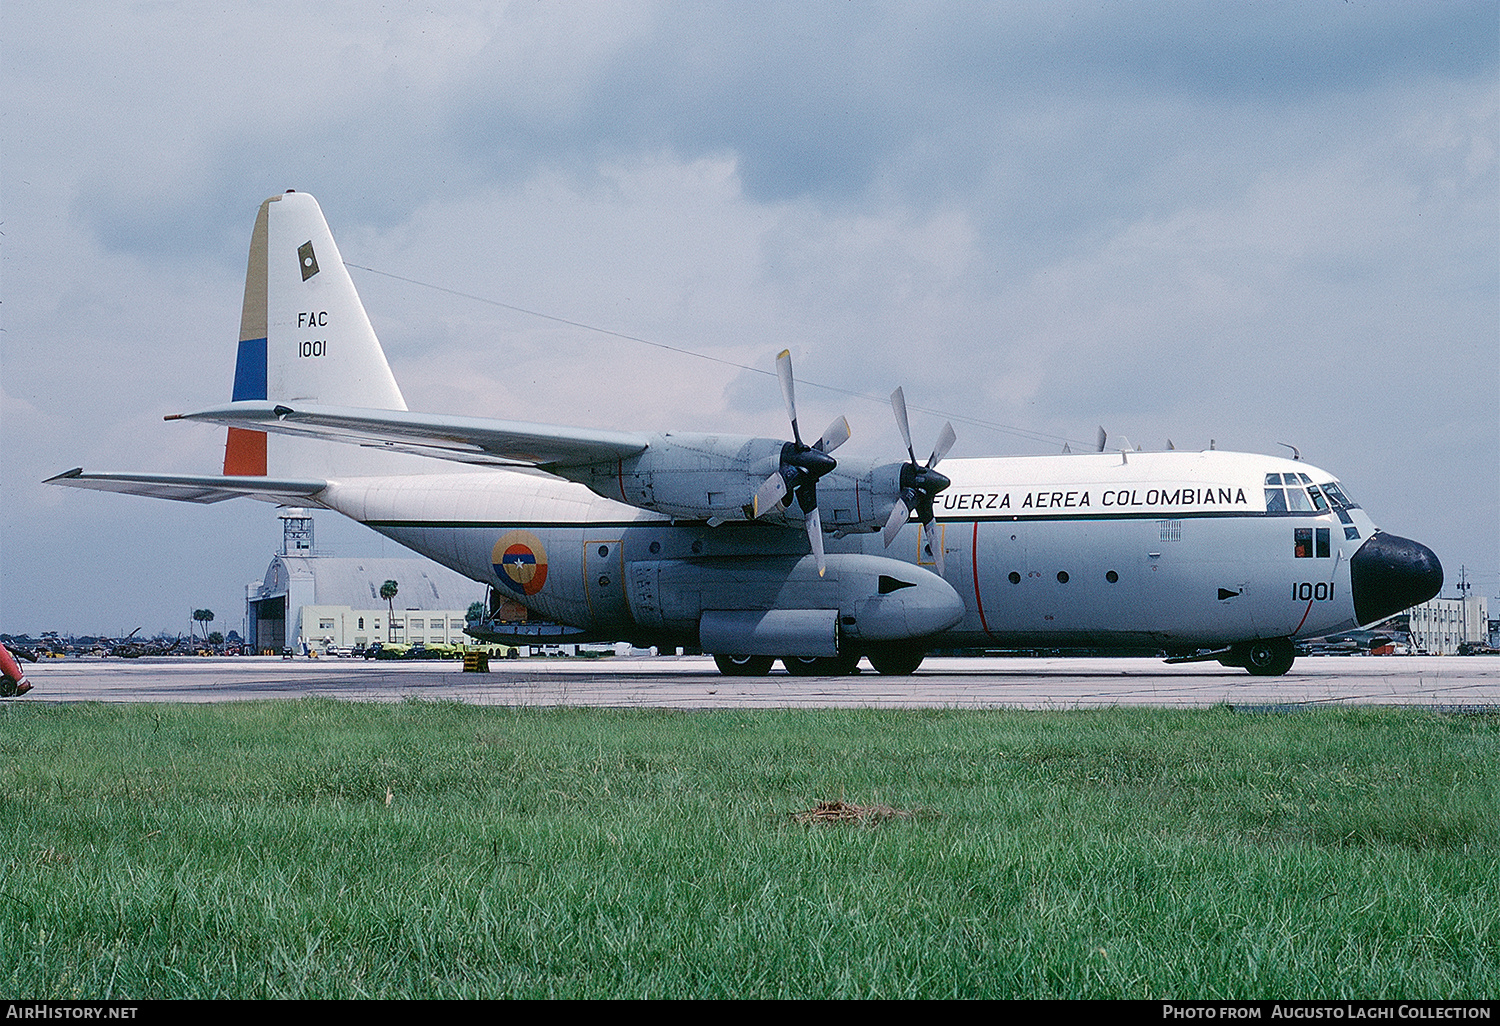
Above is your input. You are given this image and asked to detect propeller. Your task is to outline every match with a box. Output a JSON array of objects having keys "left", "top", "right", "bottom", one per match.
[
  {"left": 751, "top": 350, "right": 850, "bottom": 576},
  {"left": 881, "top": 387, "right": 956, "bottom": 575}
]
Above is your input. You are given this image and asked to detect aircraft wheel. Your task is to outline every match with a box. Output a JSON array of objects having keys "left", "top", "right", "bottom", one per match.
[
  {"left": 712, "top": 654, "right": 774, "bottom": 677},
  {"left": 1238, "top": 638, "right": 1295, "bottom": 677},
  {"left": 828, "top": 650, "right": 862, "bottom": 675},
  {"left": 866, "top": 644, "right": 925, "bottom": 676},
  {"left": 781, "top": 652, "right": 862, "bottom": 676},
  {"left": 0, "top": 678, "right": 15, "bottom": 698}
]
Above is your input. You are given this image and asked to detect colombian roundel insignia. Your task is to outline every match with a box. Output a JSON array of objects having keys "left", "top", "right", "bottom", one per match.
[{"left": 491, "top": 530, "right": 549, "bottom": 597}]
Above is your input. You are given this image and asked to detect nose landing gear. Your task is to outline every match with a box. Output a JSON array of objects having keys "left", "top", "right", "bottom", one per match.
[{"left": 1223, "top": 637, "right": 1296, "bottom": 677}]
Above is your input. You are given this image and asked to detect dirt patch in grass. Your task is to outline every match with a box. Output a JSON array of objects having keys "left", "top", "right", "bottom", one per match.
[{"left": 791, "top": 799, "right": 920, "bottom": 825}]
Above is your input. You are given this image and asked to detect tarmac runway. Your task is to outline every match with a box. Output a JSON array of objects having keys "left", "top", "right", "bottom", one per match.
[{"left": 11, "top": 653, "right": 1500, "bottom": 709}]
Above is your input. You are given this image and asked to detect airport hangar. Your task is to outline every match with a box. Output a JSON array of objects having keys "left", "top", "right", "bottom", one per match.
[{"left": 244, "top": 509, "right": 485, "bottom": 654}]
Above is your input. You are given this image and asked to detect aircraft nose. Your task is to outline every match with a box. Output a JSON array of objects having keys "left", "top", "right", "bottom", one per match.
[{"left": 1349, "top": 532, "right": 1443, "bottom": 626}]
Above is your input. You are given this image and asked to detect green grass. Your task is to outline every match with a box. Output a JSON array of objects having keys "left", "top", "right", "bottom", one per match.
[{"left": 0, "top": 701, "right": 1496, "bottom": 998}]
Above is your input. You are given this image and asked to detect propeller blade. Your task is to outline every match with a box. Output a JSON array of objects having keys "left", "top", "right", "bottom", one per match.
[
  {"left": 776, "top": 349, "right": 802, "bottom": 446},
  {"left": 1096, "top": 426, "right": 1107, "bottom": 452},
  {"left": 754, "top": 350, "right": 840, "bottom": 519},
  {"left": 882, "top": 497, "right": 912, "bottom": 548},
  {"left": 816, "top": 416, "right": 850, "bottom": 454},
  {"left": 805, "top": 505, "right": 826, "bottom": 577},
  {"left": 924, "top": 520, "right": 945, "bottom": 577},
  {"left": 928, "top": 421, "right": 957, "bottom": 467},
  {"left": 891, "top": 387, "right": 916, "bottom": 463},
  {"left": 885, "top": 386, "right": 954, "bottom": 552},
  {"left": 752, "top": 471, "right": 787, "bottom": 518}
]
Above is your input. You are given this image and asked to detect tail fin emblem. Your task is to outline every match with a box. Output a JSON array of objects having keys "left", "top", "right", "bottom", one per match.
[{"left": 297, "top": 240, "right": 320, "bottom": 280}]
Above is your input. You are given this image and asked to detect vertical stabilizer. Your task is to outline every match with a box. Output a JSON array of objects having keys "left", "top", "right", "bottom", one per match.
[{"left": 223, "top": 191, "right": 407, "bottom": 475}]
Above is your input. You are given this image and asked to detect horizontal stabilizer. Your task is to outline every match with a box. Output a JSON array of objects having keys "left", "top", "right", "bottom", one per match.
[
  {"left": 45, "top": 469, "right": 329, "bottom": 505},
  {"left": 464, "top": 621, "right": 596, "bottom": 644},
  {"left": 170, "top": 401, "right": 651, "bottom": 469}
]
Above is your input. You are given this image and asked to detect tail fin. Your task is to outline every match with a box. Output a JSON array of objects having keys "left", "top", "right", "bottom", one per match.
[{"left": 224, "top": 190, "right": 406, "bottom": 475}]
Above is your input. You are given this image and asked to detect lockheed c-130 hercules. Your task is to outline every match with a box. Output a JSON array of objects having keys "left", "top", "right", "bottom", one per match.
[{"left": 50, "top": 191, "right": 1443, "bottom": 677}]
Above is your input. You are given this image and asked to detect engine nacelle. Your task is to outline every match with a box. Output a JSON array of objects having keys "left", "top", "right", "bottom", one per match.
[{"left": 558, "top": 431, "right": 905, "bottom": 534}]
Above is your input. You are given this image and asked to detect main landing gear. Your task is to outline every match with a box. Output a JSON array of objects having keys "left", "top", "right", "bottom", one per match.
[
  {"left": 781, "top": 652, "right": 862, "bottom": 676},
  {"left": 712, "top": 654, "right": 776, "bottom": 677},
  {"left": 711, "top": 646, "right": 926, "bottom": 677},
  {"left": 862, "top": 643, "right": 926, "bottom": 676}
]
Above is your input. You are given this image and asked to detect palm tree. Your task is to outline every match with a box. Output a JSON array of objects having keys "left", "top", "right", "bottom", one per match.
[
  {"left": 192, "top": 609, "right": 215, "bottom": 643},
  {"left": 380, "top": 580, "right": 399, "bottom": 642}
]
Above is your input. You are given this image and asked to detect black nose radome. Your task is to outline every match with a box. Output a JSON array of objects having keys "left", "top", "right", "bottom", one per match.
[{"left": 1350, "top": 532, "right": 1443, "bottom": 626}]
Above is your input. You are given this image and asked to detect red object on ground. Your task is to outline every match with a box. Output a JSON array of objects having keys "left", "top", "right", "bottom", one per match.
[{"left": 0, "top": 642, "right": 30, "bottom": 694}]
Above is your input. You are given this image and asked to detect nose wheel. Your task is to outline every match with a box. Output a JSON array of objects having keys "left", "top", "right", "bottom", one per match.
[{"left": 1231, "top": 638, "right": 1296, "bottom": 676}]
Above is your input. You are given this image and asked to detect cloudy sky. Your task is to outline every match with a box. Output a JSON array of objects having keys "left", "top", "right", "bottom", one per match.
[{"left": 3, "top": 1, "right": 1496, "bottom": 637}]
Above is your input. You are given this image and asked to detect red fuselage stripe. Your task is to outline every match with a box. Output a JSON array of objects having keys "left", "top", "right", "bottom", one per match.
[
  {"left": 1292, "top": 598, "right": 1315, "bottom": 635},
  {"left": 972, "top": 520, "right": 993, "bottom": 637}
]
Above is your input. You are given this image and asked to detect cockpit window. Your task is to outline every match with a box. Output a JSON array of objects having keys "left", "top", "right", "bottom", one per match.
[
  {"left": 1320, "top": 481, "right": 1358, "bottom": 509},
  {"left": 1266, "top": 472, "right": 1361, "bottom": 514}
]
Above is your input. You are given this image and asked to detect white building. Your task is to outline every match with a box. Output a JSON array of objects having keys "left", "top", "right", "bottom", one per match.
[
  {"left": 1407, "top": 594, "right": 1489, "bottom": 655},
  {"left": 245, "top": 510, "right": 484, "bottom": 653}
]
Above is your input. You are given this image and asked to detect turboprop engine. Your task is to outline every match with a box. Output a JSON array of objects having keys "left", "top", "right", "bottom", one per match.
[
  {"left": 557, "top": 353, "right": 957, "bottom": 578},
  {"left": 563, "top": 433, "right": 902, "bottom": 532}
]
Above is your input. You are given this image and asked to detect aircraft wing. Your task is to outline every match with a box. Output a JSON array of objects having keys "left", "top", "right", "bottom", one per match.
[
  {"left": 45, "top": 469, "right": 331, "bottom": 505},
  {"left": 169, "top": 401, "right": 652, "bottom": 469}
]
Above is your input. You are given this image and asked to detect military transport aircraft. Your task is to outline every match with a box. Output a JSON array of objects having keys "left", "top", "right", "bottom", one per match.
[{"left": 49, "top": 191, "right": 1443, "bottom": 677}]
